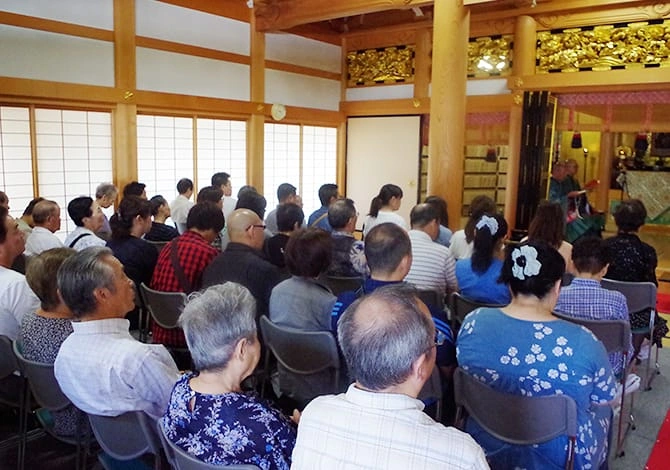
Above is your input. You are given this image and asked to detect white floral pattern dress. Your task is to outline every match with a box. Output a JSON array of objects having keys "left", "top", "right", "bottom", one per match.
[
  {"left": 457, "top": 308, "right": 616, "bottom": 470},
  {"left": 161, "top": 373, "right": 296, "bottom": 469}
]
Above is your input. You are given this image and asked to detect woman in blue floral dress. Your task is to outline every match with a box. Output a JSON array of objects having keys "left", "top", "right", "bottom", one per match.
[
  {"left": 161, "top": 283, "right": 296, "bottom": 469},
  {"left": 457, "top": 241, "right": 616, "bottom": 469}
]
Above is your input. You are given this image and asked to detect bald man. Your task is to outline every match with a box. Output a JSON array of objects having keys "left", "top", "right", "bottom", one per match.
[
  {"left": 202, "top": 209, "right": 284, "bottom": 318},
  {"left": 25, "top": 200, "right": 63, "bottom": 256}
]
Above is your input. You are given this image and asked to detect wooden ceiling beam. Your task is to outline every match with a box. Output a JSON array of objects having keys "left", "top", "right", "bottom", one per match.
[
  {"left": 471, "top": 0, "right": 646, "bottom": 22},
  {"left": 253, "top": 0, "right": 433, "bottom": 32}
]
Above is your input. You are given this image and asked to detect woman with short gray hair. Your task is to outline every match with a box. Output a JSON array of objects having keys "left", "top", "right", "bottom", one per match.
[{"left": 161, "top": 282, "right": 296, "bottom": 469}]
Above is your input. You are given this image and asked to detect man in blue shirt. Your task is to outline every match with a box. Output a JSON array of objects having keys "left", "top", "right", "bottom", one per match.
[{"left": 308, "top": 183, "right": 339, "bottom": 231}]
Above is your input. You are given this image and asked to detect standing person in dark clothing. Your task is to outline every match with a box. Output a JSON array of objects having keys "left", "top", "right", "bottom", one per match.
[
  {"left": 264, "top": 202, "right": 303, "bottom": 269},
  {"left": 146, "top": 195, "right": 179, "bottom": 242}
]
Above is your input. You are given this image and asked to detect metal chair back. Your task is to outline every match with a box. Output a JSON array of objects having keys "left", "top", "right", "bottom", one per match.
[
  {"left": 89, "top": 411, "right": 162, "bottom": 466},
  {"left": 454, "top": 367, "right": 577, "bottom": 470},
  {"left": 320, "top": 275, "right": 363, "bottom": 296},
  {"left": 449, "top": 292, "right": 504, "bottom": 330},
  {"left": 140, "top": 282, "right": 186, "bottom": 330}
]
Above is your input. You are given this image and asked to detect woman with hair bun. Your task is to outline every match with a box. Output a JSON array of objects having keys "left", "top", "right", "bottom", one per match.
[
  {"left": 449, "top": 195, "right": 497, "bottom": 260},
  {"left": 146, "top": 195, "right": 179, "bottom": 242},
  {"left": 455, "top": 213, "right": 510, "bottom": 305},
  {"left": 457, "top": 241, "right": 615, "bottom": 469},
  {"left": 362, "top": 184, "right": 406, "bottom": 238}
]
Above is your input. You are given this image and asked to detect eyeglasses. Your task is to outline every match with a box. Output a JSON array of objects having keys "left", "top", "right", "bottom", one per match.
[
  {"left": 435, "top": 329, "right": 447, "bottom": 346},
  {"left": 247, "top": 224, "right": 266, "bottom": 231}
]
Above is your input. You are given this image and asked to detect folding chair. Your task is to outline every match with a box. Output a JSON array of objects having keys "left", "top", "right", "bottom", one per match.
[
  {"left": 0, "top": 336, "right": 27, "bottom": 467},
  {"left": 449, "top": 292, "right": 504, "bottom": 331},
  {"left": 147, "top": 240, "right": 169, "bottom": 255},
  {"left": 158, "top": 420, "right": 261, "bottom": 469},
  {"left": 259, "top": 316, "right": 341, "bottom": 405},
  {"left": 601, "top": 279, "right": 659, "bottom": 390},
  {"left": 140, "top": 283, "right": 188, "bottom": 354},
  {"left": 552, "top": 313, "right": 633, "bottom": 457},
  {"left": 415, "top": 288, "right": 445, "bottom": 312},
  {"left": 454, "top": 367, "right": 578, "bottom": 470},
  {"left": 319, "top": 275, "right": 363, "bottom": 296},
  {"left": 88, "top": 411, "right": 163, "bottom": 470}
]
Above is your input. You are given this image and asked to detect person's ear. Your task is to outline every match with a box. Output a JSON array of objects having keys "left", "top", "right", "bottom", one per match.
[
  {"left": 412, "top": 349, "right": 434, "bottom": 383},
  {"left": 234, "top": 337, "right": 247, "bottom": 360}
]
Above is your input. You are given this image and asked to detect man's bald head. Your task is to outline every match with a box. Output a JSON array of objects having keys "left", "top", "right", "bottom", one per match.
[
  {"left": 337, "top": 284, "right": 434, "bottom": 391},
  {"left": 227, "top": 209, "right": 265, "bottom": 249}
]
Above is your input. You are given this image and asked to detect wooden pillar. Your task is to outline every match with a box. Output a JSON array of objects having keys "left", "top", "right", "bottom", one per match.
[
  {"left": 414, "top": 27, "right": 431, "bottom": 100},
  {"left": 113, "top": 0, "right": 137, "bottom": 191},
  {"left": 248, "top": 15, "right": 265, "bottom": 193},
  {"left": 505, "top": 15, "right": 536, "bottom": 230},
  {"left": 427, "top": 1, "right": 469, "bottom": 230},
  {"left": 338, "top": 37, "right": 348, "bottom": 193},
  {"left": 597, "top": 132, "right": 613, "bottom": 211}
]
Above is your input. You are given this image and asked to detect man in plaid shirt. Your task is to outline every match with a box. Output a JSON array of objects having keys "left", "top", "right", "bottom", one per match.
[{"left": 150, "top": 202, "right": 224, "bottom": 347}]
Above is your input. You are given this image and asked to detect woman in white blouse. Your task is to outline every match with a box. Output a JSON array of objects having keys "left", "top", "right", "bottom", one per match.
[{"left": 362, "top": 184, "right": 407, "bottom": 237}]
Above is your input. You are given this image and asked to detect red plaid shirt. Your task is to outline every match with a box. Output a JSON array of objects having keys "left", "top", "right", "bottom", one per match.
[{"left": 150, "top": 231, "right": 218, "bottom": 347}]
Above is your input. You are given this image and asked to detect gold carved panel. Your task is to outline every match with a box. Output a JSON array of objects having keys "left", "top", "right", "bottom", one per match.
[
  {"left": 347, "top": 45, "right": 415, "bottom": 86},
  {"left": 537, "top": 20, "right": 670, "bottom": 73},
  {"left": 467, "top": 35, "right": 513, "bottom": 78}
]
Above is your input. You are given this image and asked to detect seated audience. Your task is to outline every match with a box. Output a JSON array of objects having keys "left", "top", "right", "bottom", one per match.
[
  {"left": 146, "top": 195, "right": 179, "bottom": 242},
  {"left": 265, "top": 183, "right": 298, "bottom": 234},
  {"left": 94, "top": 182, "right": 118, "bottom": 240},
  {"left": 63, "top": 196, "right": 106, "bottom": 250},
  {"left": 161, "top": 283, "right": 296, "bottom": 469},
  {"left": 203, "top": 209, "right": 283, "bottom": 319},
  {"left": 308, "top": 184, "right": 339, "bottom": 232},
  {"left": 20, "top": 247, "right": 77, "bottom": 436},
  {"left": 455, "top": 213, "right": 511, "bottom": 305},
  {"left": 404, "top": 203, "right": 458, "bottom": 296},
  {"left": 0, "top": 206, "right": 40, "bottom": 340},
  {"left": 107, "top": 196, "right": 157, "bottom": 289},
  {"left": 326, "top": 198, "right": 368, "bottom": 278},
  {"left": 170, "top": 178, "right": 194, "bottom": 234},
  {"left": 449, "top": 195, "right": 496, "bottom": 260},
  {"left": 122, "top": 180, "right": 146, "bottom": 199},
  {"left": 362, "top": 184, "right": 406, "bottom": 238},
  {"left": 16, "top": 197, "right": 45, "bottom": 236},
  {"left": 25, "top": 199, "right": 63, "bottom": 256},
  {"left": 526, "top": 201, "right": 574, "bottom": 274},
  {"left": 54, "top": 247, "right": 180, "bottom": 420},
  {"left": 264, "top": 202, "right": 303, "bottom": 269},
  {"left": 424, "top": 195, "right": 453, "bottom": 248},
  {"left": 605, "top": 199, "right": 668, "bottom": 349},
  {"left": 457, "top": 241, "right": 616, "bottom": 469},
  {"left": 151, "top": 202, "right": 224, "bottom": 348},
  {"left": 555, "top": 237, "right": 634, "bottom": 376},
  {"left": 292, "top": 284, "right": 487, "bottom": 469},
  {"left": 331, "top": 223, "right": 455, "bottom": 370}
]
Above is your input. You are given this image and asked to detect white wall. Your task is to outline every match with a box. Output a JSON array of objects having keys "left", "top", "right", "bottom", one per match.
[
  {"left": 266, "top": 70, "right": 340, "bottom": 111},
  {"left": 0, "top": 0, "right": 113, "bottom": 29}
]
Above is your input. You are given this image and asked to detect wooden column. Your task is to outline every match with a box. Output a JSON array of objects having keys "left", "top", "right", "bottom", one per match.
[
  {"left": 427, "top": 1, "right": 469, "bottom": 230},
  {"left": 414, "top": 27, "right": 431, "bottom": 100},
  {"left": 248, "top": 15, "right": 265, "bottom": 193},
  {"left": 338, "top": 37, "right": 348, "bottom": 193},
  {"left": 113, "top": 0, "right": 137, "bottom": 191},
  {"left": 504, "top": 15, "right": 536, "bottom": 230},
  {"left": 597, "top": 132, "right": 614, "bottom": 211}
]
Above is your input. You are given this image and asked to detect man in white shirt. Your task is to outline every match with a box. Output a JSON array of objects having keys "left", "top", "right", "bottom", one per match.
[
  {"left": 292, "top": 284, "right": 488, "bottom": 470},
  {"left": 63, "top": 197, "right": 107, "bottom": 251},
  {"left": 0, "top": 206, "right": 40, "bottom": 340},
  {"left": 212, "top": 172, "right": 236, "bottom": 221},
  {"left": 405, "top": 203, "right": 458, "bottom": 296},
  {"left": 24, "top": 199, "right": 63, "bottom": 256},
  {"left": 170, "top": 178, "right": 194, "bottom": 234},
  {"left": 54, "top": 247, "right": 180, "bottom": 420}
]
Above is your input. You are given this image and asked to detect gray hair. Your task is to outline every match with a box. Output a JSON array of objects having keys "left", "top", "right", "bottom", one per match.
[
  {"left": 328, "top": 198, "right": 356, "bottom": 230},
  {"left": 337, "top": 284, "right": 434, "bottom": 391},
  {"left": 179, "top": 283, "right": 257, "bottom": 372},
  {"left": 95, "top": 182, "right": 118, "bottom": 199},
  {"left": 57, "top": 247, "right": 116, "bottom": 318}
]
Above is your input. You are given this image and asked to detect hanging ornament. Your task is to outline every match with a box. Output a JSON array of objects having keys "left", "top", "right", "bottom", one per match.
[{"left": 570, "top": 131, "right": 582, "bottom": 149}]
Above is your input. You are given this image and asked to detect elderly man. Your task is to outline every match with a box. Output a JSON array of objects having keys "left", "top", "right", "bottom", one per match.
[
  {"left": 94, "top": 182, "right": 118, "bottom": 240},
  {"left": 265, "top": 182, "right": 298, "bottom": 234},
  {"left": 327, "top": 198, "right": 367, "bottom": 278},
  {"left": 25, "top": 200, "right": 63, "bottom": 256},
  {"left": 170, "top": 178, "right": 194, "bottom": 234},
  {"left": 63, "top": 196, "right": 107, "bottom": 251},
  {"left": 0, "top": 206, "right": 40, "bottom": 340},
  {"left": 54, "top": 247, "right": 180, "bottom": 420},
  {"left": 202, "top": 209, "right": 283, "bottom": 318},
  {"left": 292, "top": 284, "right": 488, "bottom": 469},
  {"left": 404, "top": 203, "right": 458, "bottom": 295},
  {"left": 16, "top": 197, "right": 45, "bottom": 236},
  {"left": 151, "top": 202, "right": 224, "bottom": 348}
]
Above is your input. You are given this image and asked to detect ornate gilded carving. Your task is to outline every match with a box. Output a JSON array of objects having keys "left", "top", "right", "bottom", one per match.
[
  {"left": 535, "top": 4, "right": 670, "bottom": 30},
  {"left": 467, "top": 35, "right": 513, "bottom": 78},
  {"left": 537, "top": 20, "right": 670, "bottom": 73},
  {"left": 347, "top": 45, "right": 415, "bottom": 86}
]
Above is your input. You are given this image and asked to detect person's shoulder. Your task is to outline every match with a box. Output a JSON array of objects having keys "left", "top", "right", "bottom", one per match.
[{"left": 0, "top": 266, "right": 25, "bottom": 282}]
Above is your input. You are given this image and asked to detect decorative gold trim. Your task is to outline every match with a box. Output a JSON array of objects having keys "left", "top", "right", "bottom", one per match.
[
  {"left": 346, "top": 45, "right": 415, "bottom": 86},
  {"left": 537, "top": 20, "right": 670, "bottom": 73},
  {"left": 467, "top": 35, "right": 513, "bottom": 78}
]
